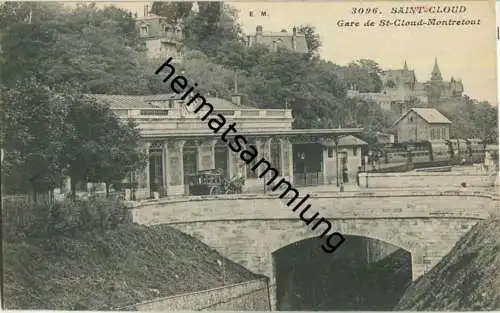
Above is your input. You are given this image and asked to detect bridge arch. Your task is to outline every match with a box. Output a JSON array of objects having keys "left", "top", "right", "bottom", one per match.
[
  {"left": 131, "top": 191, "right": 495, "bottom": 310},
  {"left": 272, "top": 234, "right": 413, "bottom": 310}
]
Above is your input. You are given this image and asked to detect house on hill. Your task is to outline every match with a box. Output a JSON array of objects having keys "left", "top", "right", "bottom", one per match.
[
  {"left": 245, "top": 25, "right": 308, "bottom": 54},
  {"left": 393, "top": 108, "right": 451, "bottom": 143},
  {"left": 135, "top": 8, "right": 184, "bottom": 61}
]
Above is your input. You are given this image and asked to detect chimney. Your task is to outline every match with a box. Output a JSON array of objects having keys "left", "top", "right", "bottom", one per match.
[
  {"left": 247, "top": 35, "right": 253, "bottom": 47},
  {"left": 292, "top": 26, "right": 297, "bottom": 50},
  {"left": 256, "top": 25, "right": 263, "bottom": 35},
  {"left": 232, "top": 71, "right": 241, "bottom": 105}
]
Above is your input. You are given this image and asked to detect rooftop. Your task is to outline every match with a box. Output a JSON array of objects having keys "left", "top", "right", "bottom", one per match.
[
  {"left": 247, "top": 25, "right": 308, "bottom": 54},
  {"left": 143, "top": 128, "right": 364, "bottom": 140},
  {"left": 320, "top": 135, "right": 368, "bottom": 147},
  {"left": 89, "top": 94, "right": 255, "bottom": 110},
  {"left": 393, "top": 108, "right": 452, "bottom": 126}
]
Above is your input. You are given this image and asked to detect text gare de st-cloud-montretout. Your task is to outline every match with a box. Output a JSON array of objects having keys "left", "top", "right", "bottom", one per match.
[{"left": 155, "top": 57, "right": 346, "bottom": 254}]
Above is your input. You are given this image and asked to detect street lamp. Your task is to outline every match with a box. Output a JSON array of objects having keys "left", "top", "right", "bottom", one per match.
[
  {"left": 335, "top": 138, "right": 340, "bottom": 187},
  {"left": 368, "top": 150, "right": 373, "bottom": 171}
]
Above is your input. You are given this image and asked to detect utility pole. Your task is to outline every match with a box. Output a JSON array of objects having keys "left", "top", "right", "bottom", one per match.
[
  {"left": 28, "top": 8, "right": 32, "bottom": 24},
  {"left": 234, "top": 71, "right": 238, "bottom": 94},
  {"left": 335, "top": 137, "right": 339, "bottom": 187}
]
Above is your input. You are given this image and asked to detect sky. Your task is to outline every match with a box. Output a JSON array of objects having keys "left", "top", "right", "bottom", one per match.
[
  {"left": 497, "top": 0, "right": 500, "bottom": 105},
  {"left": 84, "top": 1, "right": 497, "bottom": 105}
]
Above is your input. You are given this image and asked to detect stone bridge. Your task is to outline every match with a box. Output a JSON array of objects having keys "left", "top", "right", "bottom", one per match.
[{"left": 130, "top": 189, "right": 498, "bottom": 310}]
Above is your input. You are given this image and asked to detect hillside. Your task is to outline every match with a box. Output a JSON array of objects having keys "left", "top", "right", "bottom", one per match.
[
  {"left": 396, "top": 217, "right": 500, "bottom": 310},
  {"left": 3, "top": 223, "right": 261, "bottom": 310}
]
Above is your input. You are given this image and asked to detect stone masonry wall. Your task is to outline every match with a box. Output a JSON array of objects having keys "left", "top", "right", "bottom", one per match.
[
  {"left": 359, "top": 172, "right": 498, "bottom": 189},
  {"left": 125, "top": 278, "right": 270, "bottom": 311},
  {"left": 131, "top": 192, "right": 494, "bottom": 226}
]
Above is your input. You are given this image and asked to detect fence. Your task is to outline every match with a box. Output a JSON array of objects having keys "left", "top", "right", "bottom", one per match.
[
  {"left": 294, "top": 172, "right": 324, "bottom": 187},
  {"left": 3, "top": 192, "right": 55, "bottom": 204},
  {"left": 119, "top": 277, "right": 271, "bottom": 311}
]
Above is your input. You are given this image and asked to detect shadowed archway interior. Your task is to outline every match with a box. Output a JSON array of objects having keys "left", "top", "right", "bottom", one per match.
[{"left": 273, "top": 235, "right": 413, "bottom": 311}]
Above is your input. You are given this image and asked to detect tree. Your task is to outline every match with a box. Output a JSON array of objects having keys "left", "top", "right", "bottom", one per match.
[
  {"left": 0, "top": 2, "right": 64, "bottom": 30},
  {"left": 0, "top": 2, "right": 152, "bottom": 95},
  {"left": 332, "top": 59, "right": 383, "bottom": 93},
  {"left": 245, "top": 49, "right": 346, "bottom": 128},
  {"left": 59, "top": 95, "right": 147, "bottom": 198},
  {"left": 86, "top": 118, "right": 148, "bottom": 197},
  {"left": 297, "top": 24, "right": 322, "bottom": 56},
  {"left": 1, "top": 79, "right": 71, "bottom": 195},
  {"left": 150, "top": 2, "right": 193, "bottom": 25},
  {"left": 473, "top": 102, "right": 498, "bottom": 143},
  {"left": 437, "top": 96, "right": 498, "bottom": 143},
  {"left": 181, "top": 3, "right": 243, "bottom": 57}
]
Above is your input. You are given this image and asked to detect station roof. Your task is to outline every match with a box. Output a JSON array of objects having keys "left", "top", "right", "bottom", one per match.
[
  {"left": 89, "top": 94, "right": 256, "bottom": 110},
  {"left": 143, "top": 128, "right": 364, "bottom": 141}
]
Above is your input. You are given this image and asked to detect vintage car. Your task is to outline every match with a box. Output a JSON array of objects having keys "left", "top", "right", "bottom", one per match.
[{"left": 186, "top": 168, "right": 244, "bottom": 195}]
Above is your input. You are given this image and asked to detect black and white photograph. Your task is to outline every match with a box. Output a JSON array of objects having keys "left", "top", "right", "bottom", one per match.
[{"left": 1, "top": 0, "right": 499, "bottom": 311}]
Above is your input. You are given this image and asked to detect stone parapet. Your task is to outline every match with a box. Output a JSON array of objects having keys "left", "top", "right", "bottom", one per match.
[{"left": 359, "top": 172, "right": 498, "bottom": 189}]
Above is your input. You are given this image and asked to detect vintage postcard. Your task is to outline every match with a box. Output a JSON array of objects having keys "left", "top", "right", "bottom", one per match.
[{"left": 1, "top": 0, "right": 498, "bottom": 311}]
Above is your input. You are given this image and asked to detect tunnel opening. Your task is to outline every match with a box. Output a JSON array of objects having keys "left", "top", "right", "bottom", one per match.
[{"left": 273, "top": 235, "right": 413, "bottom": 311}]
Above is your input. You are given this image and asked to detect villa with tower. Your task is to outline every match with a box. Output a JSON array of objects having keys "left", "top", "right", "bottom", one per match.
[{"left": 347, "top": 58, "right": 464, "bottom": 115}]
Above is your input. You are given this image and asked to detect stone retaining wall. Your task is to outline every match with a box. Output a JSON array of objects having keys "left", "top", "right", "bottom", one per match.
[{"left": 121, "top": 278, "right": 270, "bottom": 311}]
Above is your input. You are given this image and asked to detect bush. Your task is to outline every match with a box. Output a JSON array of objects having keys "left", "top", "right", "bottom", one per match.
[
  {"left": 2, "top": 197, "right": 49, "bottom": 241},
  {"left": 3, "top": 197, "right": 133, "bottom": 242}
]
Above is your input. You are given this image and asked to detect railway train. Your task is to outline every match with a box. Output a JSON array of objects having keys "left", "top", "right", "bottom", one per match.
[{"left": 362, "top": 138, "right": 499, "bottom": 170}]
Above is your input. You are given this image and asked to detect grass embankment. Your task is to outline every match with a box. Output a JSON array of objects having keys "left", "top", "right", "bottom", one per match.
[
  {"left": 396, "top": 216, "right": 500, "bottom": 310},
  {"left": 3, "top": 203, "right": 260, "bottom": 310}
]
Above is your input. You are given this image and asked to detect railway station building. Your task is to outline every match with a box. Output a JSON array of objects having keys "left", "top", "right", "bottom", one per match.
[{"left": 92, "top": 93, "right": 365, "bottom": 199}]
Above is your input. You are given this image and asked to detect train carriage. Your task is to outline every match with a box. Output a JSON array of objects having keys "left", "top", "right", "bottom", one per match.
[
  {"left": 428, "top": 140, "right": 452, "bottom": 162},
  {"left": 364, "top": 138, "right": 493, "bottom": 171},
  {"left": 466, "top": 138, "right": 485, "bottom": 164}
]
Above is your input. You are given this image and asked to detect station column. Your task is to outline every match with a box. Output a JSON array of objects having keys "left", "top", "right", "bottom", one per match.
[
  {"left": 280, "top": 138, "right": 293, "bottom": 183},
  {"left": 196, "top": 139, "right": 216, "bottom": 170},
  {"left": 166, "top": 140, "right": 185, "bottom": 196},
  {"left": 135, "top": 141, "right": 151, "bottom": 200}
]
